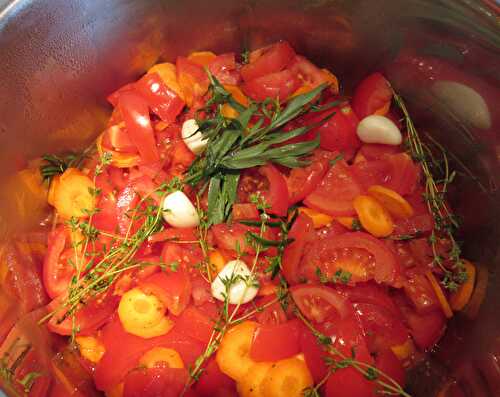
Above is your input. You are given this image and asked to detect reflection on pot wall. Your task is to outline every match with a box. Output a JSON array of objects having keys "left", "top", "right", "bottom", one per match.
[{"left": 0, "top": 0, "right": 498, "bottom": 396}]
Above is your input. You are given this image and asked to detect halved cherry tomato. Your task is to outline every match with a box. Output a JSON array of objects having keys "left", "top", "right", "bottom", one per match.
[
  {"left": 250, "top": 319, "right": 301, "bottom": 362},
  {"left": 134, "top": 72, "right": 185, "bottom": 124},
  {"left": 118, "top": 92, "right": 159, "bottom": 164},
  {"left": 352, "top": 72, "right": 392, "bottom": 119},
  {"left": 304, "top": 160, "right": 362, "bottom": 216},
  {"left": 208, "top": 53, "right": 240, "bottom": 85},
  {"left": 242, "top": 69, "right": 301, "bottom": 102},
  {"left": 43, "top": 226, "right": 72, "bottom": 299},
  {"left": 282, "top": 213, "right": 315, "bottom": 284},
  {"left": 290, "top": 284, "right": 349, "bottom": 323},
  {"left": 259, "top": 164, "right": 289, "bottom": 216},
  {"left": 240, "top": 41, "right": 296, "bottom": 82},
  {"left": 287, "top": 150, "right": 334, "bottom": 204},
  {"left": 139, "top": 271, "right": 192, "bottom": 316},
  {"left": 123, "top": 367, "right": 188, "bottom": 397}
]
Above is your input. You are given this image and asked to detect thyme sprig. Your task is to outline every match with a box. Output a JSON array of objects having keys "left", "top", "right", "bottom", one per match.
[
  {"left": 185, "top": 74, "right": 327, "bottom": 225},
  {"left": 39, "top": 143, "right": 95, "bottom": 182},
  {"left": 393, "top": 92, "right": 467, "bottom": 291}
]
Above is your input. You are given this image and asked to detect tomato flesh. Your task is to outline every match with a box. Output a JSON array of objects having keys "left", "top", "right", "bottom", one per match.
[
  {"left": 352, "top": 72, "right": 392, "bottom": 119},
  {"left": 242, "top": 69, "right": 301, "bottom": 101},
  {"left": 250, "top": 319, "right": 301, "bottom": 362},
  {"left": 240, "top": 41, "right": 296, "bottom": 81},
  {"left": 291, "top": 284, "right": 349, "bottom": 323}
]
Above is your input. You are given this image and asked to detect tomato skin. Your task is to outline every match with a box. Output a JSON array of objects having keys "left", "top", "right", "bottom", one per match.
[
  {"left": 102, "top": 124, "right": 137, "bottom": 153},
  {"left": 334, "top": 282, "right": 399, "bottom": 317},
  {"left": 135, "top": 72, "right": 185, "bottom": 124},
  {"left": 250, "top": 319, "right": 301, "bottom": 362},
  {"left": 123, "top": 367, "right": 189, "bottom": 397},
  {"left": 92, "top": 192, "right": 118, "bottom": 233},
  {"left": 291, "top": 284, "right": 350, "bottom": 323},
  {"left": 287, "top": 150, "right": 337, "bottom": 204},
  {"left": 242, "top": 69, "right": 301, "bottom": 101},
  {"left": 208, "top": 53, "right": 240, "bottom": 85},
  {"left": 304, "top": 160, "right": 363, "bottom": 216},
  {"left": 118, "top": 92, "right": 159, "bottom": 163},
  {"left": 259, "top": 164, "right": 289, "bottom": 216},
  {"left": 139, "top": 271, "right": 192, "bottom": 316},
  {"left": 43, "top": 226, "right": 71, "bottom": 299},
  {"left": 240, "top": 41, "right": 296, "bottom": 82},
  {"left": 282, "top": 213, "right": 315, "bottom": 284},
  {"left": 352, "top": 72, "right": 392, "bottom": 119},
  {"left": 172, "top": 305, "right": 215, "bottom": 344}
]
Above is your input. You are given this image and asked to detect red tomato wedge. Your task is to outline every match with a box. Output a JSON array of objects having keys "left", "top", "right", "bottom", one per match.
[
  {"left": 171, "top": 305, "right": 215, "bottom": 344},
  {"left": 240, "top": 41, "right": 296, "bottom": 81},
  {"left": 282, "top": 213, "right": 315, "bottom": 284},
  {"left": 301, "top": 232, "right": 400, "bottom": 285},
  {"left": 403, "top": 272, "right": 441, "bottom": 314},
  {"left": 208, "top": 52, "right": 240, "bottom": 85},
  {"left": 288, "top": 55, "right": 332, "bottom": 87},
  {"left": 255, "top": 294, "right": 289, "bottom": 325},
  {"left": 242, "top": 69, "right": 301, "bottom": 101},
  {"left": 43, "top": 226, "right": 71, "bottom": 300},
  {"left": 300, "top": 327, "right": 330, "bottom": 383},
  {"left": 139, "top": 271, "right": 192, "bottom": 316},
  {"left": 211, "top": 223, "right": 277, "bottom": 255},
  {"left": 291, "top": 284, "right": 350, "bottom": 323},
  {"left": 116, "top": 185, "right": 140, "bottom": 236},
  {"left": 352, "top": 72, "right": 392, "bottom": 119},
  {"left": 92, "top": 192, "right": 118, "bottom": 233},
  {"left": 118, "top": 92, "right": 159, "bottom": 163},
  {"left": 194, "top": 357, "right": 237, "bottom": 397},
  {"left": 287, "top": 150, "right": 337, "bottom": 204},
  {"left": 232, "top": 203, "right": 260, "bottom": 221},
  {"left": 134, "top": 72, "right": 185, "bottom": 124},
  {"left": 325, "top": 367, "right": 376, "bottom": 397},
  {"left": 304, "top": 160, "right": 362, "bottom": 216},
  {"left": 259, "top": 163, "right": 289, "bottom": 216},
  {"left": 250, "top": 319, "right": 301, "bottom": 362}
]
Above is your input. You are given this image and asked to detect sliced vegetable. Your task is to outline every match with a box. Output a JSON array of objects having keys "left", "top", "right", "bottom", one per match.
[
  {"left": 260, "top": 355, "right": 313, "bottom": 397},
  {"left": 51, "top": 168, "right": 96, "bottom": 219},
  {"left": 250, "top": 319, "right": 301, "bottom": 362},
  {"left": 352, "top": 72, "right": 392, "bottom": 119},
  {"left": 139, "top": 347, "right": 184, "bottom": 369},
  {"left": 449, "top": 260, "right": 476, "bottom": 311},
  {"left": 237, "top": 362, "right": 273, "bottom": 397},
  {"left": 353, "top": 195, "right": 394, "bottom": 238},
  {"left": 367, "top": 185, "right": 414, "bottom": 219},
  {"left": 298, "top": 207, "right": 333, "bottom": 228},
  {"left": 76, "top": 336, "right": 106, "bottom": 364},
  {"left": 425, "top": 271, "right": 453, "bottom": 318}
]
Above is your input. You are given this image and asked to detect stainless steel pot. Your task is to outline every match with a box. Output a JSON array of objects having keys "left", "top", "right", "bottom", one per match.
[{"left": 0, "top": 0, "right": 499, "bottom": 395}]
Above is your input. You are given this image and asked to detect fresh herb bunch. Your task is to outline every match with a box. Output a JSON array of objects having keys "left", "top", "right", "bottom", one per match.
[
  {"left": 185, "top": 73, "right": 329, "bottom": 225},
  {"left": 393, "top": 92, "right": 467, "bottom": 291},
  {"left": 39, "top": 144, "right": 94, "bottom": 182}
]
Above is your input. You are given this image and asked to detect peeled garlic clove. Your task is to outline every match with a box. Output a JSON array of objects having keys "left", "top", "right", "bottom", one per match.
[
  {"left": 162, "top": 190, "right": 200, "bottom": 228},
  {"left": 211, "top": 259, "right": 259, "bottom": 305},
  {"left": 431, "top": 81, "right": 491, "bottom": 130},
  {"left": 181, "top": 119, "right": 207, "bottom": 154},
  {"left": 357, "top": 115, "right": 402, "bottom": 145}
]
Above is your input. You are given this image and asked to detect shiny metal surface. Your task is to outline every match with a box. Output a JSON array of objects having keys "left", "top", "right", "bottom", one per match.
[{"left": 0, "top": 0, "right": 499, "bottom": 395}]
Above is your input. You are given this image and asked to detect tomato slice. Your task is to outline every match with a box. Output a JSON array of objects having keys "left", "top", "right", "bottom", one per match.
[
  {"left": 304, "top": 160, "right": 362, "bottom": 216},
  {"left": 116, "top": 185, "right": 140, "bottom": 236},
  {"left": 386, "top": 153, "right": 420, "bottom": 196},
  {"left": 139, "top": 271, "right": 192, "bottom": 316},
  {"left": 325, "top": 367, "right": 376, "bottom": 397},
  {"left": 43, "top": 226, "right": 72, "bottom": 299},
  {"left": 211, "top": 223, "right": 277, "bottom": 255},
  {"left": 250, "top": 319, "right": 301, "bottom": 362},
  {"left": 255, "top": 294, "right": 288, "bottom": 325},
  {"left": 92, "top": 192, "right": 118, "bottom": 233},
  {"left": 160, "top": 242, "right": 203, "bottom": 271},
  {"left": 194, "top": 357, "right": 237, "bottom": 397},
  {"left": 288, "top": 55, "right": 331, "bottom": 87},
  {"left": 171, "top": 305, "right": 215, "bottom": 344},
  {"left": 134, "top": 72, "right": 185, "bottom": 124},
  {"left": 300, "top": 327, "right": 330, "bottom": 383},
  {"left": 231, "top": 203, "right": 260, "bottom": 221},
  {"left": 351, "top": 72, "right": 392, "bottom": 119},
  {"left": 403, "top": 272, "right": 441, "bottom": 314},
  {"left": 359, "top": 143, "right": 399, "bottom": 160},
  {"left": 350, "top": 159, "right": 393, "bottom": 191},
  {"left": 118, "top": 92, "right": 159, "bottom": 164},
  {"left": 282, "top": 213, "right": 315, "bottom": 284},
  {"left": 290, "top": 284, "right": 349, "bottom": 323},
  {"left": 123, "top": 367, "right": 189, "bottom": 397},
  {"left": 287, "top": 150, "right": 335, "bottom": 204},
  {"left": 149, "top": 227, "right": 198, "bottom": 244},
  {"left": 240, "top": 41, "right": 296, "bottom": 81},
  {"left": 259, "top": 164, "right": 289, "bottom": 216},
  {"left": 242, "top": 69, "right": 301, "bottom": 102},
  {"left": 208, "top": 52, "right": 240, "bottom": 85}
]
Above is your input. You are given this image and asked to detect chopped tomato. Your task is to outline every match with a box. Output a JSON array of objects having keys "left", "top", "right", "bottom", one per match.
[
  {"left": 42, "top": 226, "right": 71, "bottom": 300},
  {"left": 160, "top": 242, "right": 203, "bottom": 270},
  {"left": 171, "top": 305, "right": 215, "bottom": 344},
  {"left": 325, "top": 367, "right": 375, "bottom": 397},
  {"left": 240, "top": 41, "right": 296, "bottom": 81},
  {"left": 291, "top": 284, "right": 349, "bottom": 323},
  {"left": 123, "top": 367, "right": 188, "bottom": 397},
  {"left": 282, "top": 213, "right": 315, "bottom": 284},
  {"left": 242, "top": 69, "right": 301, "bottom": 101},
  {"left": 255, "top": 294, "right": 288, "bottom": 325},
  {"left": 102, "top": 124, "right": 137, "bottom": 153},
  {"left": 352, "top": 72, "right": 392, "bottom": 119},
  {"left": 334, "top": 282, "right": 399, "bottom": 317},
  {"left": 194, "top": 357, "right": 237, "bottom": 397},
  {"left": 350, "top": 159, "right": 393, "bottom": 190},
  {"left": 107, "top": 83, "right": 135, "bottom": 107},
  {"left": 375, "top": 349, "right": 406, "bottom": 389},
  {"left": 300, "top": 327, "right": 330, "bottom": 383},
  {"left": 385, "top": 153, "right": 420, "bottom": 196},
  {"left": 208, "top": 53, "right": 240, "bottom": 85},
  {"left": 134, "top": 72, "right": 185, "bottom": 124},
  {"left": 231, "top": 203, "right": 260, "bottom": 221},
  {"left": 47, "top": 293, "right": 118, "bottom": 336},
  {"left": 259, "top": 164, "right": 289, "bottom": 216},
  {"left": 288, "top": 55, "right": 333, "bottom": 88},
  {"left": 304, "top": 160, "right": 362, "bottom": 216},
  {"left": 359, "top": 143, "right": 399, "bottom": 160},
  {"left": 116, "top": 185, "right": 140, "bottom": 236},
  {"left": 211, "top": 223, "right": 277, "bottom": 255},
  {"left": 250, "top": 319, "right": 301, "bottom": 361},
  {"left": 403, "top": 272, "right": 441, "bottom": 314},
  {"left": 301, "top": 232, "right": 400, "bottom": 285},
  {"left": 118, "top": 92, "right": 159, "bottom": 163},
  {"left": 176, "top": 56, "right": 210, "bottom": 106},
  {"left": 92, "top": 192, "right": 118, "bottom": 233},
  {"left": 287, "top": 150, "right": 334, "bottom": 204},
  {"left": 139, "top": 271, "right": 192, "bottom": 316},
  {"left": 149, "top": 227, "right": 198, "bottom": 244}
]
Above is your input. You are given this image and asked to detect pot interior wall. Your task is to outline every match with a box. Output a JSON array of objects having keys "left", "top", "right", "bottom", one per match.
[{"left": 0, "top": 0, "right": 499, "bottom": 395}]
